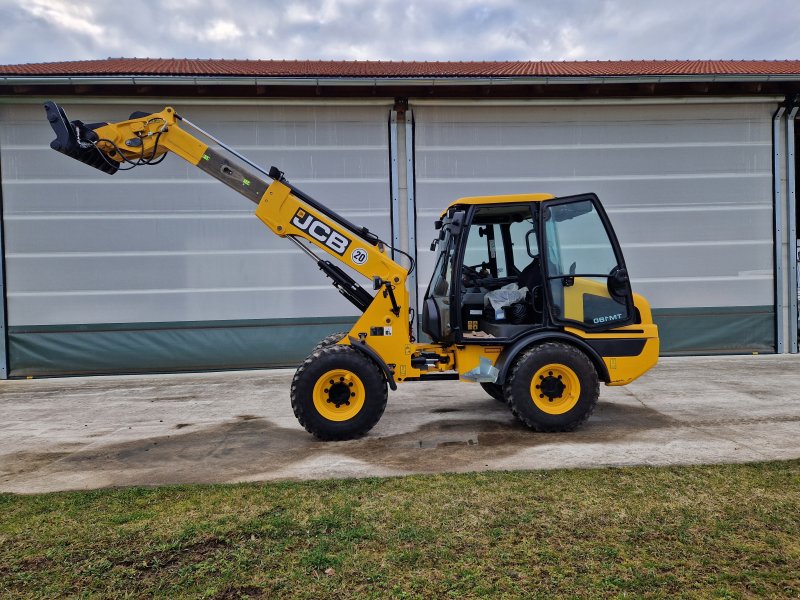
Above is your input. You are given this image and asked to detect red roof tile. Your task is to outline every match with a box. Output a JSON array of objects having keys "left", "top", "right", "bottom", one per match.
[{"left": 1, "top": 58, "right": 800, "bottom": 78}]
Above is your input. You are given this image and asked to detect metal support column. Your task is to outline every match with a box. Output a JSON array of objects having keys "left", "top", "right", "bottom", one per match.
[
  {"left": 774, "top": 105, "right": 787, "bottom": 353},
  {"left": 389, "top": 111, "right": 401, "bottom": 253},
  {"left": 0, "top": 155, "right": 6, "bottom": 378},
  {"left": 389, "top": 106, "right": 418, "bottom": 336},
  {"left": 787, "top": 102, "right": 799, "bottom": 353},
  {"left": 405, "top": 109, "right": 418, "bottom": 339}
]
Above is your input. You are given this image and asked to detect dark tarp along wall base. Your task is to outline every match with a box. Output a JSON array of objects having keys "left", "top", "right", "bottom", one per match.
[
  {"left": 652, "top": 305, "right": 774, "bottom": 355},
  {"left": 8, "top": 317, "right": 357, "bottom": 377},
  {"left": 7, "top": 306, "right": 775, "bottom": 377}
]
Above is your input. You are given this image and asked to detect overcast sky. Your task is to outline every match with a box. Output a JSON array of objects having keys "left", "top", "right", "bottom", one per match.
[{"left": 1, "top": 0, "right": 799, "bottom": 65}]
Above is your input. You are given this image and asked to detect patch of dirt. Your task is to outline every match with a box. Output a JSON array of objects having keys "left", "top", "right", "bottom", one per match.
[
  {"left": 0, "top": 444, "right": 85, "bottom": 478},
  {"left": 212, "top": 585, "right": 265, "bottom": 599},
  {"left": 137, "top": 537, "right": 229, "bottom": 571},
  {"left": 1, "top": 398, "right": 749, "bottom": 491},
  {"left": 0, "top": 555, "right": 53, "bottom": 578}
]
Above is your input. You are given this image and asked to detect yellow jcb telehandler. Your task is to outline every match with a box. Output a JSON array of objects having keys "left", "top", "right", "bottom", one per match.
[{"left": 44, "top": 101, "right": 659, "bottom": 440}]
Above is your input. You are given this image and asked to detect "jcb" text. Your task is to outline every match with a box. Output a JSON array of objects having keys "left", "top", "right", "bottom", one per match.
[{"left": 291, "top": 209, "right": 351, "bottom": 256}]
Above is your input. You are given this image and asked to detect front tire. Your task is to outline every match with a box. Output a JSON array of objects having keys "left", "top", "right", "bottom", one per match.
[
  {"left": 311, "top": 331, "right": 348, "bottom": 354},
  {"left": 291, "top": 344, "right": 388, "bottom": 440},
  {"left": 505, "top": 342, "right": 599, "bottom": 432}
]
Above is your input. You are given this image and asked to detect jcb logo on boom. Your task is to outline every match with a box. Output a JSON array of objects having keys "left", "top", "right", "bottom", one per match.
[{"left": 291, "top": 209, "right": 351, "bottom": 256}]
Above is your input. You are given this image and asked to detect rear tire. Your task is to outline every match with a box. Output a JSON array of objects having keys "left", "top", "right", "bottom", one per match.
[
  {"left": 311, "top": 331, "right": 348, "bottom": 354},
  {"left": 505, "top": 342, "right": 599, "bottom": 432},
  {"left": 480, "top": 382, "right": 506, "bottom": 402},
  {"left": 291, "top": 344, "right": 387, "bottom": 440}
]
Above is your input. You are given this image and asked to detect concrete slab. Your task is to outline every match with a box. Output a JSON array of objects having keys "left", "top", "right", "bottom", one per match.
[{"left": 1, "top": 355, "right": 799, "bottom": 494}]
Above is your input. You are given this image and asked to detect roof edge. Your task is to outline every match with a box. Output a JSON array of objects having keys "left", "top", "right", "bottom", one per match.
[{"left": 5, "top": 73, "right": 800, "bottom": 87}]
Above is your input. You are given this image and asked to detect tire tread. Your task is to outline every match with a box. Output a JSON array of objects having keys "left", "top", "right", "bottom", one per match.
[
  {"left": 311, "top": 331, "right": 348, "bottom": 354},
  {"left": 291, "top": 344, "right": 387, "bottom": 441},
  {"left": 505, "top": 342, "right": 599, "bottom": 432},
  {"left": 480, "top": 381, "right": 505, "bottom": 402}
]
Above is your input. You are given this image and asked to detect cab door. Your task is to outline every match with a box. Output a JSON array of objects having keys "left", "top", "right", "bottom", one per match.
[{"left": 541, "top": 194, "right": 635, "bottom": 331}]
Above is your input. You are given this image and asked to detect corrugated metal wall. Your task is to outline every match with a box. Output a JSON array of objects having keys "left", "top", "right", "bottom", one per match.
[
  {"left": 0, "top": 101, "right": 392, "bottom": 374},
  {"left": 0, "top": 97, "right": 783, "bottom": 374},
  {"left": 412, "top": 100, "right": 777, "bottom": 353}
]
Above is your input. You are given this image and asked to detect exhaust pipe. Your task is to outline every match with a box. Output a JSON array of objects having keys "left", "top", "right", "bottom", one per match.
[{"left": 43, "top": 101, "right": 118, "bottom": 175}]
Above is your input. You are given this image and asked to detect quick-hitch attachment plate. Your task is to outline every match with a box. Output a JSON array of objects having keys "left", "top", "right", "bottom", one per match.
[{"left": 44, "top": 101, "right": 118, "bottom": 175}]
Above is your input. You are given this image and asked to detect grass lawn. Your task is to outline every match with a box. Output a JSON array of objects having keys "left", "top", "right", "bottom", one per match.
[{"left": 1, "top": 460, "right": 799, "bottom": 599}]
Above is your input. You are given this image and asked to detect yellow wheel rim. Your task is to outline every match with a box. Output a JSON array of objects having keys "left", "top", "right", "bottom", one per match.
[
  {"left": 312, "top": 369, "right": 366, "bottom": 422},
  {"left": 530, "top": 363, "right": 581, "bottom": 415}
]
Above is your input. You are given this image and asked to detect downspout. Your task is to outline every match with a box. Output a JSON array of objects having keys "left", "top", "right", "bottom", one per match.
[
  {"left": 389, "top": 110, "right": 401, "bottom": 254},
  {"left": 786, "top": 96, "right": 800, "bottom": 353},
  {"left": 773, "top": 104, "right": 786, "bottom": 353},
  {"left": 0, "top": 145, "right": 7, "bottom": 378}
]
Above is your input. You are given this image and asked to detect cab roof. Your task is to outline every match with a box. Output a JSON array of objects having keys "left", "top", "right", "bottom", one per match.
[{"left": 442, "top": 193, "right": 555, "bottom": 216}]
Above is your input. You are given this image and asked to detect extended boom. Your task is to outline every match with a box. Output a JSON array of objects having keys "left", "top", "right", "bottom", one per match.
[{"left": 44, "top": 101, "right": 659, "bottom": 440}]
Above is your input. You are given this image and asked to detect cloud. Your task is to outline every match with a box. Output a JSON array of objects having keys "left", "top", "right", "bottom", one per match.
[
  {"left": 0, "top": 0, "right": 798, "bottom": 65},
  {"left": 173, "top": 17, "right": 244, "bottom": 45},
  {"left": 21, "top": 0, "right": 105, "bottom": 38},
  {"left": 205, "top": 20, "right": 244, "bottom": 43}
]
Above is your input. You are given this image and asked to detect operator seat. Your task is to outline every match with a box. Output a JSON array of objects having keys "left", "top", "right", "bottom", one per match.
[
  {"left": 518, "top": 256, "right": 542, "bottom": 291},
  {"left": 517, "top": 256, "right": 544, "bottom": 318}
]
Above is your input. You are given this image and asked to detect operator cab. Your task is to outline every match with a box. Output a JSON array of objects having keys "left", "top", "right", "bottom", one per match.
[{"left": 421, "top": 193, "right": 636, "bottom": 344}]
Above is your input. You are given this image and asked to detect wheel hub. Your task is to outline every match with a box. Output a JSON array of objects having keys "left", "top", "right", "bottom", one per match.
[
  {"left": 324, "top": 377, "right": 355, "bottom": 408},
  {"left": 529, "top": 363, "right": 582, "bottom": 416},
  {"left": 537, "top": 372, "right": 566, "bottom": 401},
  {"left": 313, "top": 369, "right": 366, "bottom": 422}
]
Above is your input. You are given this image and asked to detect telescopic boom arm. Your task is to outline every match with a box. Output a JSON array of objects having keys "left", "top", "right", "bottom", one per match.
[{"left": 44, "top": 102, "right": 416, "bottom": 376}]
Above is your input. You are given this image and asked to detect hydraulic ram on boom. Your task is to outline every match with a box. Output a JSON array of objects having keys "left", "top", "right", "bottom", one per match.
[{"left": 44, "top": 101, "right": 659, "bottom": 440}]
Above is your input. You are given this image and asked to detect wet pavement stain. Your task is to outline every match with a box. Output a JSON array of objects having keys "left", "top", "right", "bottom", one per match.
[
  {"left": 0, "top": 400, "right": 690, "bottom": 489},
  {"left": 0, "top": 446, "right": 85, "bottom": 478},
  {"left": 2, "top": 419, "right": 315, "bottom": 487}
]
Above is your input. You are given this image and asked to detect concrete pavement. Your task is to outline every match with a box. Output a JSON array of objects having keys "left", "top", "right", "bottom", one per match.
[{"left": 1, "top": 355, "right": 799, "bottom": 493}]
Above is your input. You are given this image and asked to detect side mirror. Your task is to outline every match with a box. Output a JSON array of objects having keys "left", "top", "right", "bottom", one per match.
[
  {"left": 607, "top": 266, "right": 629, "bottom": 299},
  {"left": 449, "top": 210, "right": 466, "bottom": 236}
]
